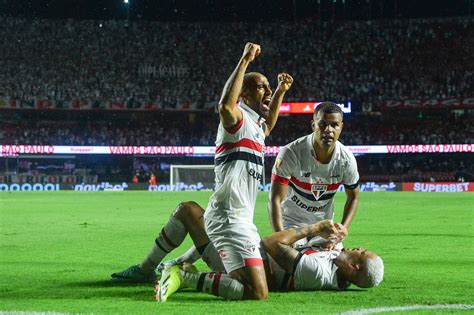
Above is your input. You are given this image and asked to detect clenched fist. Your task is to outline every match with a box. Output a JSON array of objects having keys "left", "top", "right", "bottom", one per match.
[
  {"left": 316, "top": 219, "right": 339, "bottom": 240},
  {"left": 277, "top": 73, "right": 293, "bottom": 92},
  {"left": 241, "top": 42, "right": 261, "bottom": 63}
]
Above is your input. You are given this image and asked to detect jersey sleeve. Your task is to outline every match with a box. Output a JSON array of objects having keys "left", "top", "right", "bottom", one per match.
[
  {"left": 343, "top": 152, "right": 359, "bottom": 188},
  {"left": 271, "top": 147, "right": 297, "bottom": 185}
]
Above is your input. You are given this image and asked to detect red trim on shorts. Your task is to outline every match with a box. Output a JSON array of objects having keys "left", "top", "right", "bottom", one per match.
[
  {"left": 224, "top": 117, "right": 244, "bottom": 134},
  {"left": 290, "top": 176, "right": 342, "bottom": 191},
  {"left": 212, "top": 272, "right": 222, "bottom": 296},
  {"left": 244, "top": 258, "right": 264, "bottom": 267},
  {"left": 271, "top": 173, "right": 289, "bottom": 185},
  {"left": 215, "top": 138, "right": 263, "bottom": 154}
]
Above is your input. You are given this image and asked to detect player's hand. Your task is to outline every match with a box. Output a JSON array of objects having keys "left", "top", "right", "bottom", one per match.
[
  {"left": 334, "top": 223, "right": 348, "bottom": 242},
  {"left": 316, "top": 219, "right": 339, "bottom": 241},
  {"left": 276, "top": 73, "right": 293, "bottom": 92},
  {"left": 241, "top": 42, "right": 261, "bottom": 63}
]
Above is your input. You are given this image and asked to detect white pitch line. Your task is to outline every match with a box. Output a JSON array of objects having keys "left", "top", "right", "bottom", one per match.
[
  {"left": 0, "top": 312, "right": 90, "bottom": 315},
  {"left": 339, "top": 304, "right": 474, "bottom": 315}
]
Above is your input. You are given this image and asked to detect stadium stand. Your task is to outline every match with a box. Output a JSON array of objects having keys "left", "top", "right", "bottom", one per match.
[{"left": 0, "top": 16, "right": 473, "bottom": 183}]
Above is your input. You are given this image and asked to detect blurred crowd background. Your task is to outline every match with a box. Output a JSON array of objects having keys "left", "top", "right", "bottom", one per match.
[{"left": 1, "top": 11, "right": 473, "bottom": 184}]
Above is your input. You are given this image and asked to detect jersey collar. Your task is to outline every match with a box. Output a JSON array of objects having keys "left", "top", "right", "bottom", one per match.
[{"left": 240, "top": 102, "right": 266, "bottom": 125}]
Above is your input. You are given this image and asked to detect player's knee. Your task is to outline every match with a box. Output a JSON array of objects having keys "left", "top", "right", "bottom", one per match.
[
  {"left": 173, "top": 201, "right": 203, "bottom": 220},
  {"left": 246, "top": 284, "right": 268, "bottom": 300}
]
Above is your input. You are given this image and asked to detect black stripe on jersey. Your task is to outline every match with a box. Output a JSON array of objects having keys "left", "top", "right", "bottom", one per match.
[
  {"left": 215, "top": 151, "right": 263, "bottom": 167},
  {"left": 289, "top": 181, "right": 336, "bottom": 201}
]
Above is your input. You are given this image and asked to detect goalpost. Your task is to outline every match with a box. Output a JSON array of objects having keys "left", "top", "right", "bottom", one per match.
[
  {"left": 169, "top": 164, "right": 215, "bottom": 191},
  {"left": 169, "top": 164, "right": 266, "bottom": 191}
]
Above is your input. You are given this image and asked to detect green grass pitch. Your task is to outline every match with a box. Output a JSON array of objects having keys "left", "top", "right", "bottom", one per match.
[{"left": 0, "top": 191, "right": 473, "bottom": 314}]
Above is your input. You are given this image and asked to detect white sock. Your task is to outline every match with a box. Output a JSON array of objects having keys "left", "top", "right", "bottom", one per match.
[
  {"left": 139, "top": 216, "right": 186, "bottom": 272},
  {"left": 182, "top": 271, "right": 244, "bottom": 300},
  {"left": 200, "top": 242, "right": 225, "bottom": 272},
  {"left": 175, "top": 246, "right": 200, "bottom": 264}
]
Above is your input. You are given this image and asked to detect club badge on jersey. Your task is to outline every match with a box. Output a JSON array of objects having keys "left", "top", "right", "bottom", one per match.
[{"left": 311, "top": 184, "right": 329, "bottom": 200}]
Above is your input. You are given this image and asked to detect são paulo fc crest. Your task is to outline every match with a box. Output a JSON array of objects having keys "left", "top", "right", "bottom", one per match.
[{"left": 311, "top": 184, "right": 328, "bottom": 200}]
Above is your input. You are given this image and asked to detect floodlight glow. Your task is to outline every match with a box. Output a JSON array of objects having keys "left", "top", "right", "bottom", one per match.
[{"left": 124, "top": 0, "right": 129, "bottom": 3}]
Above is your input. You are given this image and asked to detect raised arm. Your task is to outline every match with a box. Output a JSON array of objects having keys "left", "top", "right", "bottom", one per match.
[
  {"left": 264, "top": 73, "right": 293, "bottom": 137},
  {"left": 218, "top": 42, "right": 261, "bottom": 129},
  {"left": 262, "top": 220, "right": 342, "bottom": 273}
]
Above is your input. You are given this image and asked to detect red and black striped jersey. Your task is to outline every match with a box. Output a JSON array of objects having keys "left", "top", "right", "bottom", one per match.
[
  {"left": 271, "top": 134, "right": 359, "bottom": 229},
  {"left": 205, "top": 103, "right": 266, "bottom": 224}
]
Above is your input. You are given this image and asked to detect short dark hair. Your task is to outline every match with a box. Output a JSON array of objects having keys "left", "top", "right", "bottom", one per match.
[
  {"left": 242, "top": 72, "right": 263, "bottom": 93},
  {"left": 314, "top": 102, "right": 343, "bottom": 117}
]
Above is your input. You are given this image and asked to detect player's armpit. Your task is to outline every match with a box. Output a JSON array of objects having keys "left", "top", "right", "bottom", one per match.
[{"left": 218, "top": 103, "right": 243, "bottom": 130}]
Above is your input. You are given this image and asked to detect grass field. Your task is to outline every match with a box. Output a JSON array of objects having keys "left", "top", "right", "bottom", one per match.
[{"left": 0, "top": 191, "right": 473, "bottom": 314}]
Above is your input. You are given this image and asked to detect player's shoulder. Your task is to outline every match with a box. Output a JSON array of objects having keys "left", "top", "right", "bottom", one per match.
[
  {"left": 278, "top": 135, "right": 310, "bottom": 163},
  {"left": 336, "top": 141, "right": 356, "bottom": 160},
  {"left": 284, "top": 134, "right": 311, "bottom": 152}
]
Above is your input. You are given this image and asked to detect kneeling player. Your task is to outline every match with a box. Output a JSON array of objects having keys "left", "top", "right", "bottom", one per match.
[{"left": 111, "top": 201, "right": 383, "bottom": 301}]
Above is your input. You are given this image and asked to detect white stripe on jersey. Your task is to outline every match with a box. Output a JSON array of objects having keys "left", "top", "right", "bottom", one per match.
[{"left": 205, "top": 103, "right": 266, "bottom": 224}]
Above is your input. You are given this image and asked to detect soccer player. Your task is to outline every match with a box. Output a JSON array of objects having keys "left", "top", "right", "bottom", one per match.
[
  {"left": 269, "top": 102, "right": 360, "bottom": 249},
  {"left": 261, "top": 221, "right": 383, "bottom": 291},
  {"left": 157, "top": 205, "right": 383, "bottom": 301},
  {"left": 200, "top": 42, "right": 292, "bottom": 301},
  {"left": 111, "top": 200, "right": 383, "bottom": 301},
  {"left": 111, "top": 42, "right": 293, "bottom": 298}
]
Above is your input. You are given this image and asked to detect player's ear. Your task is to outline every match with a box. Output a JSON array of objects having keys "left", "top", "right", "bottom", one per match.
[
  {"left": 240, "top": 92, "right": 247, "bottom": 103},
  {"left": 350, "top": 263, "right": 360, "bottom": 271},
  {"left": 311, "top": 120, "right": 316, "bottom": 131}
]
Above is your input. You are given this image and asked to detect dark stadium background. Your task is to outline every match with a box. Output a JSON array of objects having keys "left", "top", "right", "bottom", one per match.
[
  {"left": 0, "top": 0, "right": 472, "bottom": 191},
  {"left": 1, "top": 0, "right": 472, "bottom": 20}
]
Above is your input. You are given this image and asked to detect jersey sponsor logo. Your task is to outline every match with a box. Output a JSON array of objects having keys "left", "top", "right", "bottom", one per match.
[
  {"left": 291, "top": 195, "right": 326, "bottom": 212},
  {"left": 248, "top": 168, "right": 263, "bottom": 181},
  {"left": 311, "top": 184, "right": 328, "bottom": 200}
]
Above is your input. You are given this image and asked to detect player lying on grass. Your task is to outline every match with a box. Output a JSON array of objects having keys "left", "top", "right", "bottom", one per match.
[{"left": 111, "top": 201, "right": 383, "bottom": 301}]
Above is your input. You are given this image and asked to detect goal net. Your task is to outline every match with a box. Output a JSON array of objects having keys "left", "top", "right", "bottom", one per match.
[{"left": 169, "top": 164, "right": 215, "bottom": 191}]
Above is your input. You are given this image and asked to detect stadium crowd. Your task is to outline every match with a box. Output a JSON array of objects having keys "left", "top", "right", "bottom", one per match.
[
  {"left": 1, "top": 16, "right": 472, "bottom": 183},
  {"left": 1, "top": 112, "right": 473, "bottom": 146},
  {"left": 0, "top": 16, "right": 472, "bottom": 108}
]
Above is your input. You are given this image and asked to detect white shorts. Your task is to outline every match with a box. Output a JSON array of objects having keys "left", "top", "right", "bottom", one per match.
[{"left": 204, "top": 218, "right": 263, "bottom": 273}]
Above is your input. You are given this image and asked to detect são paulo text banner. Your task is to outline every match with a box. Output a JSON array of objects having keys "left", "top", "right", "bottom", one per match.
[{"left": 1, "top": 144, "right": 473, "bottom": 156}]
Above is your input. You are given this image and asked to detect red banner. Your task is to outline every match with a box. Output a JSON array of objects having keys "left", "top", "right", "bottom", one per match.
[{"left": 402, "top": 182, "right": 474, "bottom": 192}]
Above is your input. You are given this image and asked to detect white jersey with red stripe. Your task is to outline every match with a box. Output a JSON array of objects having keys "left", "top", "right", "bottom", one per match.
[
  {"left": 272, "top": 134, "right": 359, "bottom": 230},
  {"left": 205, "top": 103, "right": 266, "bottom": 224},
  {"left": 271, "top": 247, "right": 349, "bottom": 291}
]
